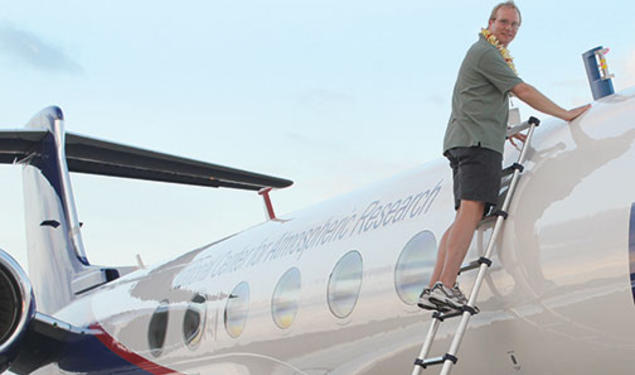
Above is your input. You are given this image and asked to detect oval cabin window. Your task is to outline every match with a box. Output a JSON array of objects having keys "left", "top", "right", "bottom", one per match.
[
  {"left": 224, "top": 282, "right": 250, "bottom": 338},
  {"left": 327, "top": 250, "right": 363, "bottom": 319},
  {"left": 271, "top": 267, "right": 301, "bottom": 329},
  {"left": 148, "top": 300, "right": 170, "bottom": 357},
  {"left": 394, "top": 230, "right": 437, "bottom": 305},
  {"left": 183, "top": 293, "right": 206, "bottom": 348}
]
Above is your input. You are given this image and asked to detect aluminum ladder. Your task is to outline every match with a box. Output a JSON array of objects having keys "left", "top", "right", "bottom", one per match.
[{"left": 411, "top": 116, "right": 541, "bottom": 375}]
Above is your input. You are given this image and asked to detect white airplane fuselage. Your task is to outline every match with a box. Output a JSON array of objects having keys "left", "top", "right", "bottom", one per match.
[{"left": 43, "top": 88, "right": 635, "bottom": 375}]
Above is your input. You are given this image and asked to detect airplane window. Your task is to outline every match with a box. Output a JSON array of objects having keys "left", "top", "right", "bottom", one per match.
[
  {"left": 148, "top": 300, "right": 170, "bottom": 357},
  {"left": 271, "top": 267, "right": 301, "bottom": 329},
  {"left": 327, "top": 250, "right": 363, "bottom": 319},
  {"left": 394, "top": 230, "right": 437, "bottom": 305},
  {"left": 183, "top": 293, "right": 207, "bottom": 349},
  {"left": 224, "top": 282, "right": 250, "bottom": 338}
]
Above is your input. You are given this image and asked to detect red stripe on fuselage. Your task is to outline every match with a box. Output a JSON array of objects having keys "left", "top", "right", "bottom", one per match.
[{"left": 90, "top": 323, "right": 183, "bottom": 375}]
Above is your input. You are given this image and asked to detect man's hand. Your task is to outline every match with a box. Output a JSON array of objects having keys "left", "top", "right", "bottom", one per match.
[
  {"left": 508, "top": 131, "right": 527, "bottom": 148},
  {"left": 562, "top": 104, "right": 591, "bottom": 122}
]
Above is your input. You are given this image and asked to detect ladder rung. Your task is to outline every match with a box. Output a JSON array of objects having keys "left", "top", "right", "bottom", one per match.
[
  {"left": 433, "top": 310, "right": 459, "bottom": 321},
  {"left": 477, "top": 214, "right": 497, "bottom": 227},
  {"left": 433, "top": 309, "right": 461, "bottom": 321},
  {"left": 502, "top": 162, "right": 524, "bottom": 177},
  {"left": 414, "top": 353, "right": 458, "bottom": 368},
  {"left": 492, "top": 210, "right": 508, "bottom": 219},
  {"left": 482, "top": 209, "right": 508, "bottom": 220},
  {"left": 458, "top": 256, "right": 492, "bottom": 274},
  {"left": 433, "top": 305, "right": 480, "bottom": 322},
  {"left": 506, "top": 116, "right": 541, "bottom": 138}
]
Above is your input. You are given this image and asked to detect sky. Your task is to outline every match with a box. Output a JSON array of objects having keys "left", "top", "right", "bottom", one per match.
[{"left": 0, "top": 0, "right": 633, "bottom": 274}]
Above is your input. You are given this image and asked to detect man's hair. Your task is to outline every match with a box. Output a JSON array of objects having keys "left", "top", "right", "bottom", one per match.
[{"left": 489, "top": 1, "right": 522, "bottom": 26}]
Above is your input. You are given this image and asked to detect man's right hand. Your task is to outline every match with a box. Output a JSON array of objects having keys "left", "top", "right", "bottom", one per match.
[{"left": 563, "top": 104, "right": 591, "bottom": 122}]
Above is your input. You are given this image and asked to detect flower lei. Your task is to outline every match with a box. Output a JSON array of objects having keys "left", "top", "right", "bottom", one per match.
[{"left": 480, "top": 28, "right": 517, "bottom": 75}]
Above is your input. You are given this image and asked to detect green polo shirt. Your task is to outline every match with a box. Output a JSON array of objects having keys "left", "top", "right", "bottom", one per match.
[{"left": 443, "top": 35, "right": 523, "bottom": 155}]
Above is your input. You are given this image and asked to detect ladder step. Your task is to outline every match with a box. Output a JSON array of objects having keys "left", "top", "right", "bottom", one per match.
[
  {"left": 414, "top": 354, "right": 458, "bottom": 369},
  {"left": 458, "top": 256, "right": 492, "bottom": 274},
  {"left": 502, "top": 162, "right": 524, "bottom": 177},
  {"left": 432, "top": 304, "right": 480, "bottom": 321},
  {"left": 506, "top": 116, "right": 541, "bottom": 138},
  {"left": 490, "top": 209, "right": 508, "bottom": 219},
  {"left": 482, "top": 208, "right": 508, "bottom": 221},
  {"left": 477, "top": 214, "right": 497, "bottom": 228}
]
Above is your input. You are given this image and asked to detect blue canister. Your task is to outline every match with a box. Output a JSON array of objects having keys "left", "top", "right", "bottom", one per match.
[{"left": 582, "top": 46, "right": 615, "bottom": 100}]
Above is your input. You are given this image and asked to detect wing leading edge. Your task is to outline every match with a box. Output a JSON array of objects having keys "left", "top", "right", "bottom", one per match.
[{"left": 0, "top": 130, "right": 293, "bottom": 191}]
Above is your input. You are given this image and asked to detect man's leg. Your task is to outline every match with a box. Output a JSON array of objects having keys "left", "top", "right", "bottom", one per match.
[
  {"left": 428, "top": 224, "right": 452, "bottom": 288},
  {"left": 440, "top": 199, "right": 484, "bottom": 288}
]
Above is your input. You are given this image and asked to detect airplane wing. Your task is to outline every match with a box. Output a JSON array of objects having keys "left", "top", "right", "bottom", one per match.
[
  {"left": 9, "top": 313, "right": 100, "bottom": 375},
  {"left": 0, "top": 130, "right": 293, "bottom": 191}
]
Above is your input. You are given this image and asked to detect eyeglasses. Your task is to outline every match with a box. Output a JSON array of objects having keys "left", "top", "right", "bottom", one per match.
[{"left": 495, "top": 19, "right": 520, "bottom": 29}]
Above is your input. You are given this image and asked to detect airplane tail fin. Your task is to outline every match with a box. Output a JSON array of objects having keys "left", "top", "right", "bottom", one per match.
[
  {"left": 20, "top": 107, "right": 94, "bottom": 314},
  {"left": 0, "top": 106, "right": 292, "bottom": 314}
]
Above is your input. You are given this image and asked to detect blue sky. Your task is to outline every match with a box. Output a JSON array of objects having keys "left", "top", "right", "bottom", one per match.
[{"left": 0, "top": 0, "right": 633, "bottom": 270}]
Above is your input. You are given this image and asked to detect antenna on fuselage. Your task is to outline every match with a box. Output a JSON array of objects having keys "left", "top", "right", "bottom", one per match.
[{"left": 135, "top": 254, "right": 146, "bottom": 269}]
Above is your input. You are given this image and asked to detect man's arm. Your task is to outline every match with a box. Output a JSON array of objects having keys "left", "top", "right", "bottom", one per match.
[{"left": 511, "top": 82, "right": 590, "bottom": 121}]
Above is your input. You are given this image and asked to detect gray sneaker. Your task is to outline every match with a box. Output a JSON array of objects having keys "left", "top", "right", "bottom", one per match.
[
  {"left": 418, "top": 283, "right": 451, "bottom": 312},
  {"left": 451, "top": 283, "right": 469, "bottom": 305},
  {"left": 428, "top": 282, "right": 468, "bottom": 310}
]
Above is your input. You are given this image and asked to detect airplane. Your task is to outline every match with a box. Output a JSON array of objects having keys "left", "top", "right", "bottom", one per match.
[{"left": 0, "top": 52, "right": 633, "bottom": 375}]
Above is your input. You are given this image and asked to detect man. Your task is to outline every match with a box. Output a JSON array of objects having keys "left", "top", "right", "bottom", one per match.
[{"left": 418, "top": 1, "right": 590, "bottom": 311}]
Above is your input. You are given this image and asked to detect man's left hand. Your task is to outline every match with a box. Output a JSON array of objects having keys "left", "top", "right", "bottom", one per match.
[{"left": 508, "top": 131, "right": 527, "bottom": 148}]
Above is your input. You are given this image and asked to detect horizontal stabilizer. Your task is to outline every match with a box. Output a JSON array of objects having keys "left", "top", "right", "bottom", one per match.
[{"left": 0, "top": 130, "right": 293, "bottom": 191}]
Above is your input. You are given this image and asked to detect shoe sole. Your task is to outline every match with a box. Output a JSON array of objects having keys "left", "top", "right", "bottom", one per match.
[
  {"left": 417, "top": 298, "right": 451, "bottom": 312},
  {"left": 429, "top": 295, "right": 465, "bottom": 311}
]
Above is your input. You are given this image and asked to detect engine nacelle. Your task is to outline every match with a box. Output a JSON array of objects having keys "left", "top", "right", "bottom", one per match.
[{"left": 0, "top": 249, "right": 35, "bottom": 373}]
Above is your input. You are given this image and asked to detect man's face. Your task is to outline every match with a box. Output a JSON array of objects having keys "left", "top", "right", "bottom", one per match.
[{"left": 488, "top": 6, "right": 520, "bottom": 47}]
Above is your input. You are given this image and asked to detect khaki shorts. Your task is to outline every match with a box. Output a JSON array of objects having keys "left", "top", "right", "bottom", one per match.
[{"left": 444, "top": 146, "right": 502, "bottom": 212}]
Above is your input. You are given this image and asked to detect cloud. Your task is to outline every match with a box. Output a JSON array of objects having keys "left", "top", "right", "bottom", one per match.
[{"left": 0, "top": 23, "right": 83, "bottom": 74}]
